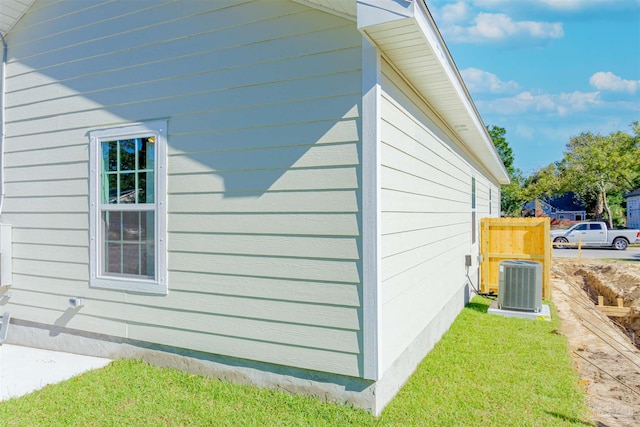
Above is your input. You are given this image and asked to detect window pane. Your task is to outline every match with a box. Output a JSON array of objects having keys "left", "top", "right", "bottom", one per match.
[
  {"left": 471, "top": 177, "right": 476, "bottom": 209},
  {"left": 143, "top": 241, "right": 154, "bottom": 277},
  {"left": 105, "top": 211, "right": 122, "bottom": 241},
  {"left": 145, "top": 137, "right": 155, "bottom": 171},
  {"left": 119, "top": 173, "right": 137, "bottom": 203},
  {"left": 138, "top": 137, "right": 155, "bottom": 170},
  {"left": 122, "top": 244, "right": 140, "bottom": 275},
  {"left": 138, "top": 172, "right": 154, "bottom": 203},
  {"left": 138, "top": 139, "right": 146, "bottom": 170},
  {"left": 145, "top": 210, "right": 155, "bottom": 240},
  {"left": 143, "top": 211, "right": 155, "bottom": 278},
  {"left": 105, "top": 242, "right": 122, "bottom": 275},
  {"left": 105, "top": 174, "right": 117, "bottom": 204},
  {"left": 122, "top": 211, "right": 141, "bottom": 241},
  {"left": 102, "top": 141, "right": 118, "bottom": 172},
  {"left": 120, "top": 139, "right": 136, "bottom": 171}
]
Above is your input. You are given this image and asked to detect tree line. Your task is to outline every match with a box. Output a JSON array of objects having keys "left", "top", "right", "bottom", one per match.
[{"left": 490, "top": 122, "right": 640, "bottom": 228}]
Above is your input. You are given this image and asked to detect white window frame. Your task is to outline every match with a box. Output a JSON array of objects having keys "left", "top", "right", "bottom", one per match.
[
  {"left": 489, "top": 188, "right": 492, "bottom": 215},
  {"left": 89, "top": 120, "right": 168, "bottom": 294},
  {"left": 471, "top": 176, "right": 477, "bottom": 244}
]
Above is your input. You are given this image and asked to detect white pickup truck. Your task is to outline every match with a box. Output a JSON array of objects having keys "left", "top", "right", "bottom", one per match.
[{"left": 551, "top": 221, "right": 640, "bottom": 250}]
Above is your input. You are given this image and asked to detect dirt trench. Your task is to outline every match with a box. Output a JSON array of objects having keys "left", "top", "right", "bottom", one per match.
[
  {"left": 571, "top": 263, "right": 640, "bottom": 348},
  {"left": 552, "top": 259, "right": 640, "bottom": 426}
]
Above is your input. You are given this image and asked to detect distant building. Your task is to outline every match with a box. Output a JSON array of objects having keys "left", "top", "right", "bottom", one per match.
[
  {"left": 522, "top": 193, "right": 587, "bottom": 221},
  {"left": 626, "top": 188, "right": 640, "bottom": 229}
]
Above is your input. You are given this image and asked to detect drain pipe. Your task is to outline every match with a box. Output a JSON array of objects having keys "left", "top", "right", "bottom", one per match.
[{"left": 0, "top": 32, "right": 6, "bottom": 215}]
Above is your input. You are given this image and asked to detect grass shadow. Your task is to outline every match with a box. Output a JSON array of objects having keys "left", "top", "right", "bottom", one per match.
[{"left": 465, "top": 301, "right": 490, "bottom": 313}]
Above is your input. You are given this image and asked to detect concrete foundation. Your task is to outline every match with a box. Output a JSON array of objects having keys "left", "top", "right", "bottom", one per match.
[
  {"left": 5, "top": 283, "right": 469, "bottom": 415},
  {"left": 487, "top": 301, "right": 552, "bottom": 321},
  {"left": 372, "top": 284, "right": 469, "bottom": 414},
  {"left": 6, "top": 318, "right": 376, "bottom": 411}
]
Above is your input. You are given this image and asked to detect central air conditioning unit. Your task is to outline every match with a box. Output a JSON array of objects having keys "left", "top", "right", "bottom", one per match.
[{"left": 498, "top": 260, "right": 542, "bottom": 312}]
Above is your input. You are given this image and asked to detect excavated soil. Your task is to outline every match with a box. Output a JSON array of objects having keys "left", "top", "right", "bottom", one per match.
[{"left": 552, "top": 259, "right": 640, "bottom": 426}]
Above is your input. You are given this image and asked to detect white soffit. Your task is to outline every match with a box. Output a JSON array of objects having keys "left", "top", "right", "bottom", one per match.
[
  {"left": 0, "top": 0, "right": 35, "bottom": 35},
  {"left": 358, "top": 0, "right": 509, "bottom": 184}
]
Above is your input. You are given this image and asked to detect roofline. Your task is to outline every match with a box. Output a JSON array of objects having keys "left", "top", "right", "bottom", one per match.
[
  {"left": 415, "top": 0, "right": 509, "bottom": 183},
  {"left": 356, "top": 0, "right": 509, "bottom": 184}
]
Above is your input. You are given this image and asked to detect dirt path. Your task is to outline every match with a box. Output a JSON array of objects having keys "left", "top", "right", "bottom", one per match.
[{"left": 552, "top": 259, "right": 640, "bottom": 426}]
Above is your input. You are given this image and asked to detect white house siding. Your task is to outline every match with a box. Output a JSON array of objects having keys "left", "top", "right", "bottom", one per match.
[
  {"left": 378, "top": 59, "right": 497, "bottom": 372},
  {"left": 2, "top": 0, "right": 364, "bottom": 377}
]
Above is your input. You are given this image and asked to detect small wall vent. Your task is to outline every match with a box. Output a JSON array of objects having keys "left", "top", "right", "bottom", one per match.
[{"left": 498, "top": 260, "right": 542, "bottom": 312}]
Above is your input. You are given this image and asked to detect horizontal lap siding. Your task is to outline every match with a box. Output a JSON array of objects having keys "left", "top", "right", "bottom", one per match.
[
  {"left": 3, "top": 0, "right": 364, "bottom": 377},
  {"left": 379, "top": 60, "right": 472, "bottom": 372}
]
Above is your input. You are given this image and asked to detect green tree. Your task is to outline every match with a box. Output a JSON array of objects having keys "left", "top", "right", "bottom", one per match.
[
  {"left": 488, "top": 125, "right": 515, "bottom": 176},
  {"left": 487, "top": 125, "right": 525, "bottom": 216},
  {"left": 559, "top": 124, "right": 640, "bottom": 227},
  {"left": 523, "top": 163, "right": 562, "bottom": 202}
]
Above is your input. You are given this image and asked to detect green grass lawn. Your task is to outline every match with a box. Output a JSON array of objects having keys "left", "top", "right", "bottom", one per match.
[{"left": 0, "top": 297, "right": 593, "bottom": 426}]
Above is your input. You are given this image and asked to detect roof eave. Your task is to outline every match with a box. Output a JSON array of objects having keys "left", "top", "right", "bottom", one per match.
[
  {"left": 357, "top": 0, "right": 510, "bottom": 185},
  {"left": 0, "top": 0, "right": 36, "bottom": 36}
]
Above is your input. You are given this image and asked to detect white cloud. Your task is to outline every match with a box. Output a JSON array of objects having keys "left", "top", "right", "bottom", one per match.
[
  {"left": 480, "top": 90, "right": 601, "bottom": 116},
  {"left": 538, "top": 0, "right": 598, "bottom": 10},
  {"left": 443, "top": 12, "right": 563, "bottom": 43},
  {"left": 472, "top": 0, "right": 564, "bottom": 8},
  {"left": 438, "top": 1, "right": 472, "bottom": 25},
  {"left": 589, "top": 72, "right": 639, "bottom": 94},
  {"left": 471, "top": 0, "right": 636, "bottom": 12},
  {"left": 556, "top": 91, "right": 602, "bottom": 115},
  {"left": 461, "top": 68, "right": 519, "bottom": 93}
]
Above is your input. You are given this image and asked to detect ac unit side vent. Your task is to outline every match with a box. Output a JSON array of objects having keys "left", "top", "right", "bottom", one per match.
[{"left": 498, "top": 260, "right": 542, "bottom": 312}]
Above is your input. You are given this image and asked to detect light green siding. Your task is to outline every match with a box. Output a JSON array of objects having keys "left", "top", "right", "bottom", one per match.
[{"left": 3, "top": 0, "right": 363, "bottom": 377}]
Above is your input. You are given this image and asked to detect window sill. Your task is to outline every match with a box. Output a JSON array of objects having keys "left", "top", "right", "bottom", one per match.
[{"left": 90, "top": 277, "right": 168, "bottom": 295}]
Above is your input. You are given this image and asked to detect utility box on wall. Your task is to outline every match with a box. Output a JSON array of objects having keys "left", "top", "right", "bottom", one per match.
[{"left": 0, "top": 224, "right": 12, "bottom": 286}]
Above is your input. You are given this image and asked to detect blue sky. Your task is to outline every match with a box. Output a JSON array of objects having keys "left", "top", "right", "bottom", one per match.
[{"left": 428, "top": 0, "right": 640, "bottom": 176}]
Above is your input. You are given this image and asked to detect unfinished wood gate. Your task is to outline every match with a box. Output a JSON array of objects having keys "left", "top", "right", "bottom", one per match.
[{"left": 480, "top": 217, "right": 551, "bottom": 299}]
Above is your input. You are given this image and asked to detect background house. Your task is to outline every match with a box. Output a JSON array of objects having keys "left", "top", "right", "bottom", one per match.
[
  {"left": 626, "top": 188, "right": 640, "bottom": 229},
  {"left": 522, "top": 193, "right": 586, "bottom": 221},
  {"left": 0, "top": 0, "right": 508, "bottom": 414}
]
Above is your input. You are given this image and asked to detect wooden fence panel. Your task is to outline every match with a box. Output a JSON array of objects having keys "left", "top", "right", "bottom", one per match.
[{"left": 480, "top": 217, "right": 551, "bottom": 299}]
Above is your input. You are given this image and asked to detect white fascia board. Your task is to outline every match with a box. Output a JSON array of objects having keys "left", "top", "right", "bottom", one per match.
[
  {"left": 361, "top": 36, "right": 383, "bottom": 381},
  {"left": 410, "top": 1, "right": 509, "bottom": 184},
  {"left": 357, "top": 0, "right": 509, "bottom": 185}
]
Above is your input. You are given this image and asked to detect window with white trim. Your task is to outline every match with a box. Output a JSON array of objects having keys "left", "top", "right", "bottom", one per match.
[
  {"left": 471, "top": 177, "right": 476, "bottom": 244},
  {"left": 89, "top": 120, "right": 168, "bottom": 294},
  {"left": 489, "top": 188, "right": 492, "bottom": 215}
]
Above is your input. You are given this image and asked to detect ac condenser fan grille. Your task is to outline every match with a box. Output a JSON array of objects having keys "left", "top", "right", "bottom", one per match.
[{"left": 498, "top": 261, "right": 542, "bottom": 312}]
